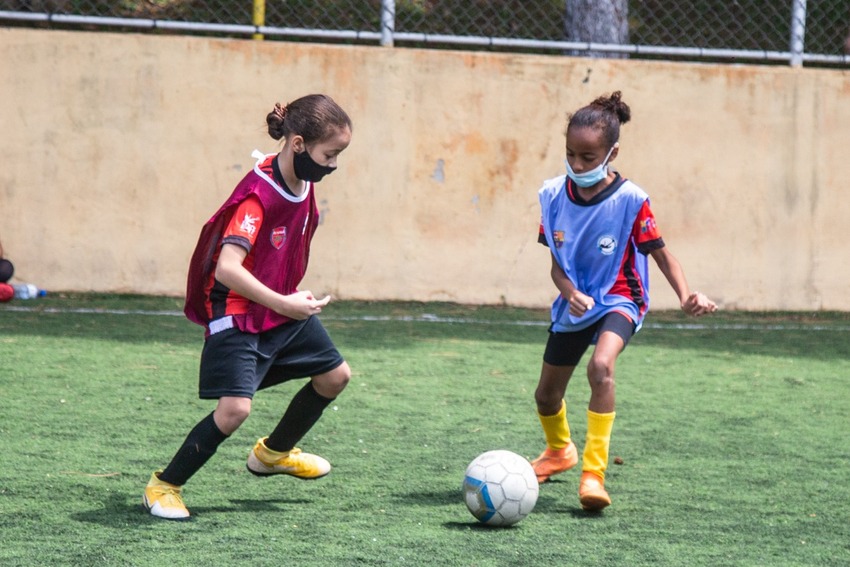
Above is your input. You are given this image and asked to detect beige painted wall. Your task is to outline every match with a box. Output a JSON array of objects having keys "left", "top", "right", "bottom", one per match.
[{"left": 1, "top": 28, "right": 848, "bottom": 310}]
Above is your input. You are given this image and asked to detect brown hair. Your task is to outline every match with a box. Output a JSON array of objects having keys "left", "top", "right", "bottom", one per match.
[
  {"left": 567, "top": 91, "right": 631, "bottom": 148},
  {"left": 266, "top": 94, "right": 352, "bottom": 144}
]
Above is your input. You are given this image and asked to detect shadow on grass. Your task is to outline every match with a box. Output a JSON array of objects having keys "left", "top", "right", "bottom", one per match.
[
  {"left": 71, "top": 493, "right": 174, "bottom": 528},
  {"left": 391, "top": 488, "right": 460, "bottom": 507},
  {"left": 526, "top": 489, "right": 603, "bottom": 518},
  {"left": 187, "top": 497, "right": 314, "bottom": 517},
  {"left": 442, "top": 502, "right": 604, "bottom": 530},
  {"left": 390, "top": 485, "right": 605, "bottom": 528},
  {"left": 71, "top": 493, "right": 311, "bottom": 528},
  {"left": 442, "top": 520, "right": 523, "bottom": 530}
]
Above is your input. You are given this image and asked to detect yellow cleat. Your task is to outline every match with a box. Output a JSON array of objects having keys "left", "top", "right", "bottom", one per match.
[
  {"left": 530, "top": 442, "right": 578, "bottom": 483},
  {"left": 143, "top": 471, "right": 190, "bottom": 520},
  {"left": 579, "top": 471, "right": 611, "bottom": 512},
  {"left": 246, "top": 437, "right": 331, "bottom": 480}
]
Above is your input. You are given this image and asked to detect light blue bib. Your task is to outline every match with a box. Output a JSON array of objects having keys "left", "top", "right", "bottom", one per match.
[{"left": 539, "top": 175, "right": 651, "bottom": 333}]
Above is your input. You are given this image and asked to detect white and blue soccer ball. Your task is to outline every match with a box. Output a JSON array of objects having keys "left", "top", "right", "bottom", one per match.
[{"left": 462, "top": 450, "right": 539, "bottom": 526}]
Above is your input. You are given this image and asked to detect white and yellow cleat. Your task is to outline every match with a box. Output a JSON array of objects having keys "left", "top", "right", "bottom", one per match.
[
  {"left": 246, "top": 437, "right": 331, "bottom": 480},
  {"left": 143, "top": 471, "right": 190, "bottom": 520}
]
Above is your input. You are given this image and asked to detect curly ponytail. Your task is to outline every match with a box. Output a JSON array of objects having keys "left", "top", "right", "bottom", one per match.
[{"left": 568, "top": 90, "right": 631, "bottom": 147}]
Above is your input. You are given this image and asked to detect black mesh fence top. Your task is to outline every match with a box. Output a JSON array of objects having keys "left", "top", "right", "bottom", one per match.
[{"left": 1, "top": 1, "right": 848, "bottom": 67}]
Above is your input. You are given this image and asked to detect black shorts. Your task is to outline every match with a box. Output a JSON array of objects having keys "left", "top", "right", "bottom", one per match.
[
  {"left": 198, "top": 315, "right": 345, "bottom": 399},
  {"left": 543, "top": 311, "right": 636, "bottom": 367}
]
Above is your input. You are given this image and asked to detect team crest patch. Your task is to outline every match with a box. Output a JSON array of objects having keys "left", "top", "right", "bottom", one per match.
[
  {"left": 553, "top": 230, "right": 565, "bottom": 249},
  {"left": 597, "top": 235, "right": 617, "bottom": 255},
  {"left": 640, "top": 217, "right": 657, "bottom": 234},
  {"left": 270, "top": 227, "right": 287, "bottom": 249}
]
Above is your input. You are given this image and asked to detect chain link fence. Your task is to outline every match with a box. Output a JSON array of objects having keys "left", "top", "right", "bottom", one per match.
[{"left": 1, "top": 1, "right": 848, "bottom": 67}]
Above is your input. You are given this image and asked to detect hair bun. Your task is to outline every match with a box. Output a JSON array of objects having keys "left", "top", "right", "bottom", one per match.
[
  {"left": 266, "top": 103, "right": 289, "bottom": 140},
  {"left": 605, "top": 91, "right": 631, "bottom": 125}
]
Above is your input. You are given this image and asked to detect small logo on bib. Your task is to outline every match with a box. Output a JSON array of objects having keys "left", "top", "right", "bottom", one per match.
[
  {"left": 553, "top": 230, "right": 565, "bottom": 249},
  {"left": 270, "top": 227, "right": 287, "bottom": 249},
  {"left": 597, "top": 235, "right": 617, "bottom": 256}
]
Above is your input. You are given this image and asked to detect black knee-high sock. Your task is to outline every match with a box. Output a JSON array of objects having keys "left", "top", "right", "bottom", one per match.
[
  {"left": 159, "top": 412, "right": 229, "bottom": 486},
  {"left": 265, "top": 382, "right": 333, "bottom": 453}
]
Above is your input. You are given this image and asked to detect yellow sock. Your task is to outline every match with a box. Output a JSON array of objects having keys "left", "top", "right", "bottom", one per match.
[
  {"left": 582, "top": 410, "right": 616, "bottom": 481},
  {"left": 257, "top": 438, "right": 289, "bottom": 462},
  {"left": 538, "top": 400, "right": 571, "bottom": 450}
]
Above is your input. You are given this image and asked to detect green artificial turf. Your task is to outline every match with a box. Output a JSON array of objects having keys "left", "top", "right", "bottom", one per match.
[{"left": 1, "top": 295, "right": 848, "bottom": 566}]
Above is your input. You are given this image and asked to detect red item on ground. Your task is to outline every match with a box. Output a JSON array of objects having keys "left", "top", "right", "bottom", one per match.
[{"left": 0, "top": 283, "right": 13, "bottom": 302}]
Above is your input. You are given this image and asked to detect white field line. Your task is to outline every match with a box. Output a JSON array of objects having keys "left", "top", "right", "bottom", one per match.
[{"left": 2, "top": 305, "right": 850, "bottom": 331}]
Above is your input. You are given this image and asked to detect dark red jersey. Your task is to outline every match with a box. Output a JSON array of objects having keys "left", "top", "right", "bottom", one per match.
[{"left": 185, "top": 152, "right": 319, "bottom": 335}]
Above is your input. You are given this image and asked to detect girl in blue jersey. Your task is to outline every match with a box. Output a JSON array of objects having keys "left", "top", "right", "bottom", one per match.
[{"left": 532, "top": 91, "right": 716, "bottom": 511}]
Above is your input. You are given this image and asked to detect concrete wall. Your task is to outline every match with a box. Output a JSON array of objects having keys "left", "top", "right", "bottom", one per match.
[{"left": 1, "top": 28, "right": 848, "bottom": 310}]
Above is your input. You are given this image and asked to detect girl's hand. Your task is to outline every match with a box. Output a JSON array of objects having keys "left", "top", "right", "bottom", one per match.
[
  {"left": 567, "top": 290, "right": 595, "bottom": 317},
  {"left": 277, "top": 290, "right": 331, "bottom": 320},
  {"left": 682, "top": 292, "right": 717, "bottom": 317}
]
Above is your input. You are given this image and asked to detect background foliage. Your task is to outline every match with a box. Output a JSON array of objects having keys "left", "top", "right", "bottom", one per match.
[{"left": 2, "top": 0, "right": 848, "bottom": 59}]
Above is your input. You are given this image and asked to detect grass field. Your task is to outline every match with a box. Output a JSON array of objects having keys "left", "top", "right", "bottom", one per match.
[{"left": 1, "top": 295, "right": 849, "bottom": 566}]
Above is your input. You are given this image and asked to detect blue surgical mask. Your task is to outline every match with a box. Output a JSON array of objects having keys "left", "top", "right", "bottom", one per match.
[{"left": 565, "top": 145, "right": 616, "bottom": 188}]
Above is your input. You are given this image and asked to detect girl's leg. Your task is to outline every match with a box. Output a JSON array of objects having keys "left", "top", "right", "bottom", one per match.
[
  {"left": 247, "top": 362, "right": 351, "bottom": 480},
  {"left": 264, "top": 362, "right": 351, "bottom": 452},
  {"left": 535, "top": 362, "right": 574, "bottom": 416},
  {"left": 533, "top": 324, "right": 598, "bottom": 483},
  {"left": 159, "top": 396, "right": 251, "bottom": 486},
  {"left": 586, "top": 331, "right": 623, "bottom": 414},
  {"left": 146, "top": 327, "right": 259, "bottom": 519},
  {"left": 145, "top": 397, "right": 251, "bottom": 520},
  {"left": 580, "top": 330, "right": 625, "bottom": 511},
  {"left": 532, "top": 363, "right": 579, "bottom": 482}
]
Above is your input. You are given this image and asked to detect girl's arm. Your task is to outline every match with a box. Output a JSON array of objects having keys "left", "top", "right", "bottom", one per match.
[
  {"left": 550, "top": 253, "right": 595, "bottom": 317},
  {"left": 649, "top": 246, "right": 717, "bottom": 316},
  {"left": 215, "top": 243, "right": 330, "bottom": 320}
]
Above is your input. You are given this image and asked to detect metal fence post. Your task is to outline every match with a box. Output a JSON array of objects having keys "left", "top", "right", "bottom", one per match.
[
  {"left": 253, "top": 0, "right": 265, "bottom": 41},
  {"left": 381, "top": 0, "right": 395, "bottom": 47},
  {"left": 789, "top": 0, "right": 807, "bottom": 67}
]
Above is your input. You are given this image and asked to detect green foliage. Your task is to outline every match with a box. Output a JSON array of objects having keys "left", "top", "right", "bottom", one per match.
[
  {"left": 11, "top": 1, "right": 848, "bottom": 55},
  {"left": 1, "top": 296, "right": 849, "bottom": 566}
]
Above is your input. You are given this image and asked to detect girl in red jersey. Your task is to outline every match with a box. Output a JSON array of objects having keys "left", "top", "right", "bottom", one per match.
[
  {"left": 532, "top": 91, "right": 717, "bottom": 512},
  {"left": 144, "top": 94, "right": 353, "bottom": 520}
]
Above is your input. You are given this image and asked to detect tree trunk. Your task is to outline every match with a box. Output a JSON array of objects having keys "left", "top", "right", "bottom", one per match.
[{"left": 564, "top": 0, "right": 629, "bottom": 59}]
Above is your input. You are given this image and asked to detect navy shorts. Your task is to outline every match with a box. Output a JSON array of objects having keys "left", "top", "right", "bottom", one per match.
[
  {"left": 198, "top": 315, "right": 345, "bottom": 400},
  {"left": 543, "top": 311, "right": 636, "bottom": 367}
]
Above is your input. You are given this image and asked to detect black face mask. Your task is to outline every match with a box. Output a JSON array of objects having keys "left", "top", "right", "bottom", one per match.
[{"left": 293, "top": 147, "right": 336, "bottom": 182}]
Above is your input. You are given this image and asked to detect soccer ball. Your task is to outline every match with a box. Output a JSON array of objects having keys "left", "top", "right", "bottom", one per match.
[{"left": 462, "top": 450, "right": 539, "bottom": 526}]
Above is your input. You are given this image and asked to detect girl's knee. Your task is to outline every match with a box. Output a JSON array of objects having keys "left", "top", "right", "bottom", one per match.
[
  {"left": 330, "top": 362, "right": 352, "bottom": 391},
  {"left": 313, "top": 362, "right": 351, "bottom": 398},
  {"left": 534, "top": 386, "right": 559, "bottom": 411},
  {"left": 214, "top": 398, "right": 252, "bottom": 434},
  {"left": 586, "top": 357, "right": 615, "bottom": 388}
]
